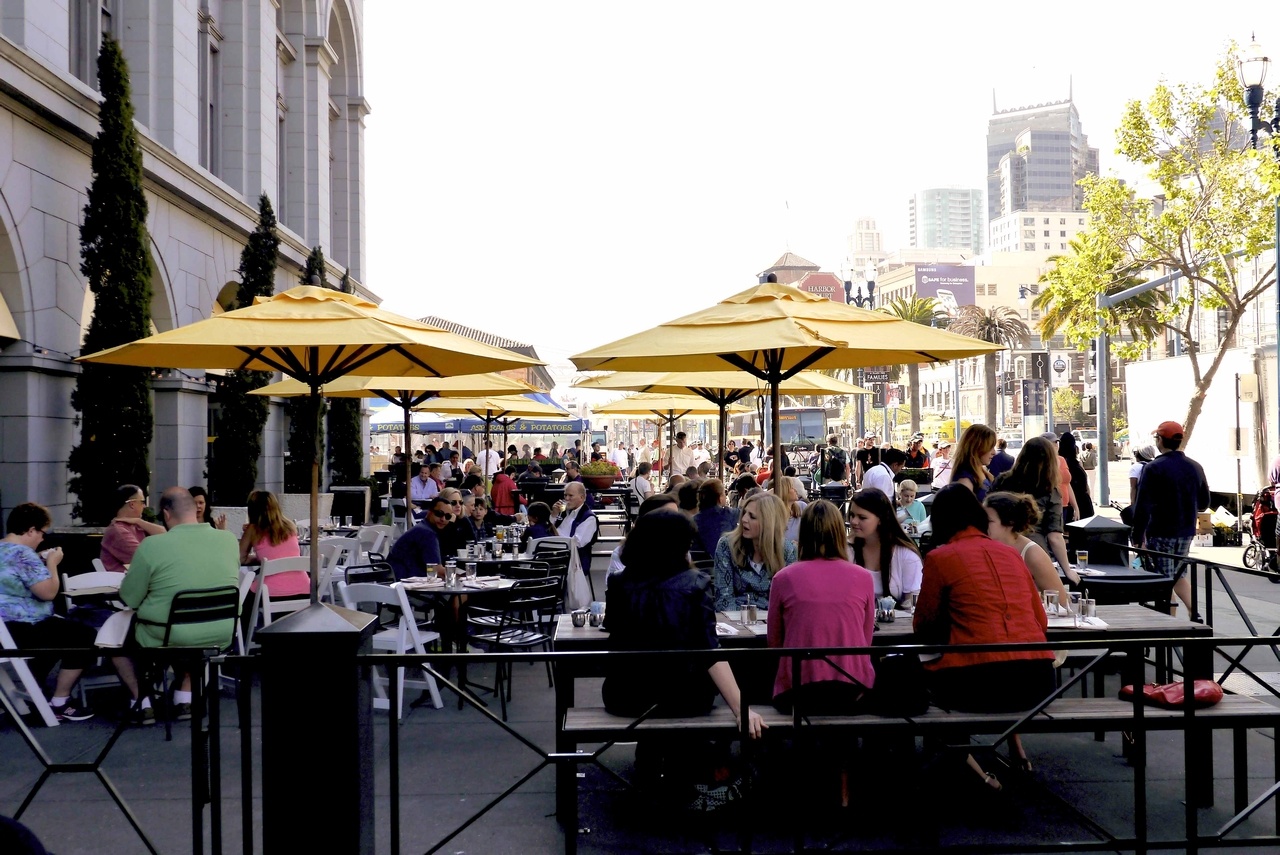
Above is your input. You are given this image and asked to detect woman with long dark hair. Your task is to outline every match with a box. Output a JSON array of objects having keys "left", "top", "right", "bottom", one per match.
[
  {"left": 915, "top": 484, "right": 1055, "bottom": 788},
  {"left": 603, "top": 508, "right": 765, "bottom": 728},
  {"left": 992, "top": 437, "right": 1079, "bottom": 584},
  {"left": 1056, "top": 432, "right": 1094, "bottom": 521},
  {"left": 847, "top": 488, "right": 922, "bottom": 606}
]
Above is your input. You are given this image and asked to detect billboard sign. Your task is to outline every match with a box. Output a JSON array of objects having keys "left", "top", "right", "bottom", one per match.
[
  {"left": 914, "top": 265, "right": 976, "bottom": 319},
  {"left": 796, "top": 271, "right": 845, "bottom": 302}
]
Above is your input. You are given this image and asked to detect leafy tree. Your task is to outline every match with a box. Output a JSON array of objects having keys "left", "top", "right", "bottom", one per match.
[
  {"left": 948, "top": 306, "right": 1030, "bottom": 429},
  {"left": 284, "top": 248, "right": 329, "bottom": 492},
  {"left": 1034, "top": 51, "right": 1280, "bottom": 442},
  {"left": 880, "top": 296, "right": 949, "bottom": 432},
  {"left": 1053, "top": 387, "right": 1083, "bottom": 429},
  {"left": 209, "top": 194, "right": 280, "bottom": 506},
  {"left": 68, "top": 36, "right": 153, "bottom": 524}
]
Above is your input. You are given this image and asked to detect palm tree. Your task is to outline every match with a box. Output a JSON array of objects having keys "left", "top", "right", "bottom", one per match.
[
  {"left": 948, "top": 305, "right": 1030, "bottom": 429},
  {"left": 880, "top": 296, "right": 949, "bottom": 432}
]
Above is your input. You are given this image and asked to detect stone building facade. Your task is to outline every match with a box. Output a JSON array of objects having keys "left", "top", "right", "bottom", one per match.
[{"left": 0, "top": 0, "right": 369, "bottom": 523}]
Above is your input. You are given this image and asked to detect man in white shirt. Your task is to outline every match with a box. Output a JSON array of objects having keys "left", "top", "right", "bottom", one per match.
[
  {"left": 690, "top": 440, "right": 710, "bottom": 468},
  {"left": 409, "top": 464, "right": 440, "bottom": 503},
  {"left": 863, "top": 448, "right": 906, "bottom": 499},
  {"left": 554, "top": 481, "right": 598, "bottom": 573},
  {"left": 477, "top": 440, "right": 501, "bottom": 479},
  {"left": 932, "top": 439, "right": 954, "bottom": 489},
  {"left": 668, "top": 432, "right": 698, "bottom": 477},
  {"left": 609, "top": 442, "right": 630, "bottom": 475}
]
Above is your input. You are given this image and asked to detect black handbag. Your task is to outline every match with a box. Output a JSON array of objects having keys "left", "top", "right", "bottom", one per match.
[{"left": 868, "top": 652, "right": 930, "bottom": 717}]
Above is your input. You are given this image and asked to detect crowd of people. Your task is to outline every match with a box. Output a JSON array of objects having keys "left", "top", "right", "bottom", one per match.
[{"left": 598, "top": 416, "right": 1209, "bottom": 804}]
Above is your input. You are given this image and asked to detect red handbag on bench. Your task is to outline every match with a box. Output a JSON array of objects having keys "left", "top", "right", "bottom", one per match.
[{"left": 1119, "top": 680, "right": 1223, "bottom": 709}]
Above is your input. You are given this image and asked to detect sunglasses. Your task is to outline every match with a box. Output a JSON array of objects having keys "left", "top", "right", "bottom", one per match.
[{"left": 432, "top": 510, "right": 454, "bottom": 520}]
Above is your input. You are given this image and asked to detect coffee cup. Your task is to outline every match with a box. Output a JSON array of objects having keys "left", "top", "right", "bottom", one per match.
[
  {"left": 588, "top": 612, "right": 604, "bottom": 627},
  {"left": 571, "top": 610, "right": 588, "bottom": 627}
]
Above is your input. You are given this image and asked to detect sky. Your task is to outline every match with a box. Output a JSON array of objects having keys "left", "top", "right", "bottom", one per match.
[{"left": 363, "top": 2, "right": 1252, "bottom": 390}]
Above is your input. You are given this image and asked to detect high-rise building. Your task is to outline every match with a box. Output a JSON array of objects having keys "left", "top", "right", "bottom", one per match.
[
  {"left": 986, "top": 96, "right": 1099, "bottom": 223},
  {"left": 846, "top": 218, "right": 887, "bottom": 281},
  {"left": 907, "top": 189, "right": 985, "bottom": 254}
]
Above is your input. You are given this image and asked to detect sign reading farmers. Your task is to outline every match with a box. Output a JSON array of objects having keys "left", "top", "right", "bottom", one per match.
[{"left": 914, "top": 265, "right": 976, "bottom": 319}]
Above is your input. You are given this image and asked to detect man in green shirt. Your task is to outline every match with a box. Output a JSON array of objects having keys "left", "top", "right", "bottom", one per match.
[{"left": 120, "top": 486, "right": 239, "bottom": 719}]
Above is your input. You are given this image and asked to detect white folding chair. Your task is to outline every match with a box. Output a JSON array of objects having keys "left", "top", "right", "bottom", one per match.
[
  {"left": 247, "top": 556, "right": 312, "bottom": 649},
  {"left": 340, "top": 582, "right": 443, "bottom": 717},
  {"left": 317, "top": 537, "right": 359, "bottom": 602},
  {"left": 294, "top": 519, "right": 313, "bottom": 545},
  {"left": 91, "top": 558, "right": 110, "bottom": 574},
  {"left": 60, "top": 571, "right": 127, "bottom": 704},
  {"left": 357, "top": 524, "right": 393, "bottom": 561},
  {"left": 0, "top": 620, "right": 59, "bottom": 727}
]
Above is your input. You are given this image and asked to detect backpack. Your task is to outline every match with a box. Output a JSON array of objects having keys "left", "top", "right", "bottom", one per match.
[{"left": 825, "top": 447, "right": 847, "bottom": 481}]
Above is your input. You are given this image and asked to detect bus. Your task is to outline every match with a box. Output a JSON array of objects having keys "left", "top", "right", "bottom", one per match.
[{"left": 728, "top": 406, "right": 827, "bottom": 457}]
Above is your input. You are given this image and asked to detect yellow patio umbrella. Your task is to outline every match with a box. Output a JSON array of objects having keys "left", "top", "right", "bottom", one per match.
[
  {"left": 571, "top": 279, "right": 1000, "bottom": 493},
  {"left": 251, "top": 373, "right": 538, "bottom": 517},
  {"left": 592, "top": 393, "right": 750, "bottom": 484},
  {"left": 79, "top": 285, "right": 541, "bottom": 604},
  {"left": 575, "top": 370, "right": 872, "bottom": 479},
  {"left": 414, "top": 395, "right": 572, "bottom": 466}
]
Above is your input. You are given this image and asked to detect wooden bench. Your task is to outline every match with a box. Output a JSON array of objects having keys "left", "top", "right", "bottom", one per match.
[{"left": 560, "top": 695, "right": 1280, "bottom": 831}]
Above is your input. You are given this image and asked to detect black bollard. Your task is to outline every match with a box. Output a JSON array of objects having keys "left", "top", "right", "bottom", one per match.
[{"left": 257, "top": 602, "right": 377, "bottom": 852}]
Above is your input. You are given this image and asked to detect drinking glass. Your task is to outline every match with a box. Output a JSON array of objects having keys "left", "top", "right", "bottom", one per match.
[
  {"left": 343, "top": 515, "right": 353, "bottom": 528},
  {"left": 1077, "top": 549, "right": 1089, "bottom": 571}
]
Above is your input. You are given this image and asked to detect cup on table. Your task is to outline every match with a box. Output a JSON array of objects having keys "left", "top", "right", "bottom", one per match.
[
  {"left": 588, "top": 611, "right": 604, "bottom": 627},
  {"left": 1068, "top": 591, "right": 1082, "bottom": 613},
  {"left": 1043, "top": 590, "right": 1058, "bottom": 615},
  {"left": 445, "top": 559, "right": 457, "bottom": 587},
  {"left": 1081, "top": 598, "right": 1097, "bottom": 618},
  {"left": 899, "top": 592, "right": 915, "bottom": 613},
  {"left": 571, "top": 610, "right": 588, "bottom": 627},
  {"left": 457, "top": 549, "right": 468, "bottom": 559},
  {"left": 343, "top": 515, "right": 352, "bottom": 528},
  {"left": 1076, "top": 549, "right": 1089, "bottom": 571}
]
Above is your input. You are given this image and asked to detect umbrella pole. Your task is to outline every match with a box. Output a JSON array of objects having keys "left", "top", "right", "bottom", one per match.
[
  {"left": 404, "top": 399, "right": 413, "bottom": 535},
  {"left": 769, "top": 353, "right": 783, "bottom": 495},
  {"left": 718, "top": 401, "right": 727, "bottom": 483},
  {"left": 309, "top": 382, "right": 322, "bottom": 604},
  {"left": 666, "top": 413, "right": 675, "bottom": 485},
  {"left": 655, "top": 421, "right": 664, "bottom": 488}
]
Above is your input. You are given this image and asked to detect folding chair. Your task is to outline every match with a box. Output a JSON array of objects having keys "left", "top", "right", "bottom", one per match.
[
  {"left": 247, "top": 557, "right": 312, "bottom": 650},
  {"left": 340, "top": 582, "right": 443, "bottom": 717},
  {"left": 134, "top": 585, "right": 241, "bottom": 739},
  {"left": 357, "top": 524, "right": 394, "bottom": 562},
  {"left": 467, "top": 578, "right": 558, "bottom": 721},
  {"left": 0, "top": 620, "right": 60, "bottom": 727},
  {"left": 60, "top": 571, "right": 127, "bottom": 704},
  {"left": 317, "top": 537, "right": 359, "bottom": 601}
]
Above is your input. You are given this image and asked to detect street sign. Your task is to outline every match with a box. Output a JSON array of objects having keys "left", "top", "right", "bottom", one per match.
[
  {"left": 872, "top": 385, "right": 887, "bottom": 408},
  {"left": 1030, "top": 352, "right": 1050, "bottom": 381},
  {"left": 1021, "top": 378, "right": 1046, "bottom": 416},
  {"left": 1052, "top": 357, "right": 1067, "bottom": 375},
  {"left": 1240, "top": 373, "right": 1259, "bottom": 404},
  {"left": 863, "top": 370, "right": 891, "bottom": 383}
]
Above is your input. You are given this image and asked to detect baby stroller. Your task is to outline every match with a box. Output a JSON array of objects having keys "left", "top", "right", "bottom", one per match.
[{"left": 1242, "top": 485, "right": 1280, "bottom": 580}]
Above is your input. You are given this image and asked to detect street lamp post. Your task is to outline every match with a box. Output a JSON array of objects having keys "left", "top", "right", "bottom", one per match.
[{"left": 1239, "top": 36, "right": 1280, "bottom": 468}]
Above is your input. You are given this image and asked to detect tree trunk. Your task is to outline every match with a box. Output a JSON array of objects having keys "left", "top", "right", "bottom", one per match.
[{"left": 908, "top": 363, "right": 920, "bottom": 432}]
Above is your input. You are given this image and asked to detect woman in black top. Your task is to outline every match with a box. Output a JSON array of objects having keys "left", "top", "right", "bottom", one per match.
[
  {"left": 602, "top": 509, "right": 764, "bottom": 739},
  {"left": 1056, "top": 432, "right": 1094, "bottom": 521}
]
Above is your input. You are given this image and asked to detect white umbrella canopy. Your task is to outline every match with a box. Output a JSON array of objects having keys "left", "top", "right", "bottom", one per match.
[{"left": 79, "top": 286, "right": 542, "bottom": 604}]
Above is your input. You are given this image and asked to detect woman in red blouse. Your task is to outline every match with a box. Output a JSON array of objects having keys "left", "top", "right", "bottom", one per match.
[{"left": 914, "top": 484, "right": 1056, "bottom": 790}]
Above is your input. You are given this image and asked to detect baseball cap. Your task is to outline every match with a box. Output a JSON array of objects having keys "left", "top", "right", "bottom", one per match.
[
  {"left": 938, "top": 439, "right": 952, "bottom": 449},
  {"left": 1040, "top": 432, "right": 1059, "bottom": 441},
  {"left": 910, "top": 432, "right": 924, "bottom": 443},
  {"left": 1155, "top": 421, "right": 1184, "bottom": 439}
]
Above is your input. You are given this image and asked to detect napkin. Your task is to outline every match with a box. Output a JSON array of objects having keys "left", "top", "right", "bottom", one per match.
[
  {"left": 1076, "top": 568, "right": 1107, "bottom": 577},
  {"left": 715, "top": 622, "right": 738, "bottom": 636},
  {"left": 1047, "top": 614, "right": 1109, "bottom": 629}
]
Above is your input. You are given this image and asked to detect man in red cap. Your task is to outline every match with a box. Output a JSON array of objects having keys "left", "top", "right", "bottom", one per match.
[{"left": 1130, "top": 420, "right": 1209, "bottom": 620}]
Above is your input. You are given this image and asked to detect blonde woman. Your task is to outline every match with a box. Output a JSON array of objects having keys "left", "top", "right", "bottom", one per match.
[
  {"left": 712, "top": 492, "right": 797, "bottom": 611},
  {"left": 239, "top": 490, "right": 308, "bottom": 599},
  {"left": 775, "top": 475, "right": 807, "bottom": 543},
  {"left": 951, "top": 424, "right": 997, "bottom": 501}
]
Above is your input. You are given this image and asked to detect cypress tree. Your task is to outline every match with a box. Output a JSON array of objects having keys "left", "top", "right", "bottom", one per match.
[
  {"left": 208, "top": 194, "right": 280, "bottom": 505},
  {"left": 283, "top": 247, "right": 328, "bottom": 491},
  {"left": 326, "top": 267, "right": 363, "bottom": 486},
  {"left": 68, "top": 36, "right": 153, "bottom": 524}
]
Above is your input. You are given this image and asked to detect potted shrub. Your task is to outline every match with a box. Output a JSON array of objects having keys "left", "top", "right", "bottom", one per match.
[{"left": 579, "top": 459, "right": 622, "bottom": 491}]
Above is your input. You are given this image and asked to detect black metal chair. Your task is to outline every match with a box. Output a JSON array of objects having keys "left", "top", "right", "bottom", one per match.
[
  {"left": 134, "top": 585, "right": 241, "bottom": 740},
  {"left": 466, "top": 578, "right": 559, "bottom": 720}
]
